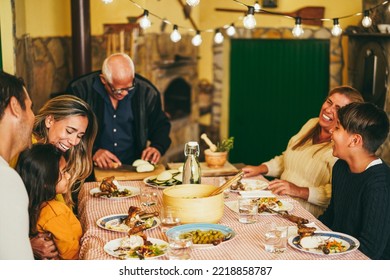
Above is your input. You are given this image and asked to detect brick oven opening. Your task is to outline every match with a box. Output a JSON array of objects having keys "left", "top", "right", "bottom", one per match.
[{"left": 164, "top": 78, "right": 191, "bottom": 120}]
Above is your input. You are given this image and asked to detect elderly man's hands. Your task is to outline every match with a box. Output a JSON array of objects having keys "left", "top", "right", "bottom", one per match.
[
  {"left": 141, "top": 147, "right": 161, "bottom": 164},
  {"left": 93, "top": 149, "right": 122, "bottom": 169},
  {"left": 30, "top": 232, "right": 59, "bottom": 260}
]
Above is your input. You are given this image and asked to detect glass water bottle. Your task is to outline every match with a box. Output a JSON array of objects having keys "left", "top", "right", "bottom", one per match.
[{"left": 182, "top": 141, "right": 201, "bottom": 184}]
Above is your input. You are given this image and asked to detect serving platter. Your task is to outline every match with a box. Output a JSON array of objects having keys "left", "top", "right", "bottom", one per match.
[
  {"left": 89, "top": 185, "right": 140, "bottom": 199},
  {"left": 143, "top": 175, "right": 181, "bottom": 189},
  {"left": 225, "top": 199, "right": 293, "bottom": 215},
  {"left": 96, "top": 214, "right": 161, "bottom": 233},
  {"left": 166, "top": 223, "right": 236, "bottom": 249},
  {"left": 104, "top": 237, "right": 168, "bottom": 259},
  {"left": 230, "top": 178, "right": 269, "bottom": 192},
  {"left": 288, "top": 231, "right": 360, "bottom": 256}
]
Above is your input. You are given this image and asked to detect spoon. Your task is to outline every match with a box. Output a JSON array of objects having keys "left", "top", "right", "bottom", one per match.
[{"left": 207, "top": 170, "right": 244, "bottom": 196}]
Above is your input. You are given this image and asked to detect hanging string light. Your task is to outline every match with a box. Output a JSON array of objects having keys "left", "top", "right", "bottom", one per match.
[
  {"left": 192, "top": 30, "right": 202, "bottom": 46},
  {"left": 226, "top": 23, "right": 237, "bottom": 37},
  {"left": 139, "top": 10, "right": 152, "bottom": 30},
  {"left": 186, "top": 0, "right": 200, "bottom": 7},
  {"left": 254, "top": 1, "right": 261, "bottom": 12},
  {"left": 361, "top": 10, "right": 373, "bottom": 28},
  {"left": 126, "top": 0, "right": 390, "bottom": 47},
  {"left": 102, "top": 0, "right": 113, "bottom": 4},
  {"left": 292, "top": 17, "right": 304, "bottom": 38},
  {"left": 243, "top": 6, "right": 256, "bottom": 29},
  {"left": 170, "top": 25, "right": 182, "bottom": 42},
  {"left": 331, "top": 18, "right": 343, "bottom": 37},
  {"left": 214, "top": 29, "right": 224, "bottom": 44}
]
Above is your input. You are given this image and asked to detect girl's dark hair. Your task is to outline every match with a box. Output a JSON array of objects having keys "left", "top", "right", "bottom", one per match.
[{"left": 15, "top": 143, "right": 63, "bottom": 236}]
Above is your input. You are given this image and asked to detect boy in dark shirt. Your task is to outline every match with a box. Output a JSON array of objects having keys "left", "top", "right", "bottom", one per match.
[{"left": 319, "top": 102, "right": 390, "bottom": 259}]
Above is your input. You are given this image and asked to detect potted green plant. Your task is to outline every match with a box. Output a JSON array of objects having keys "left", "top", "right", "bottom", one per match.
[{"left": 201, "top": 134, "right": 234, "bottom": 168}]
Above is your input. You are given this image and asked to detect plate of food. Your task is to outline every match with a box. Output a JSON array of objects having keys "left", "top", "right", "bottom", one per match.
[
  {"left": 97, "top": 213, "right": 161, "bottom": 233},
  {"left": 225, "top": 198, "right": 293, "bottom": 215},
  {"left": 90, "top": 176, "right": 140, "bottom": 199},
  {"left": 90, "top": 186, "right": 139, "bottom": 199},
  {"left": 165, "top": 223, "right": 235, "bottom": 249},
  {"left": 230, "top": 179, "right": 269, "bottom": 192},
  {"left": 104, "top": 235, "right": 168, "bottom": 260},
  {"left": 288, "top": 231, "right": 360, "bottom": 256},
  {"left": 143, "top": 169, "right": 182, "bottom": 189}
]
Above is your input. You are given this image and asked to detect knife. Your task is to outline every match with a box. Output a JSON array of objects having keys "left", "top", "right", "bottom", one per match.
[{"left": 111, "top": 164, "right": 137, "bottom": 172}]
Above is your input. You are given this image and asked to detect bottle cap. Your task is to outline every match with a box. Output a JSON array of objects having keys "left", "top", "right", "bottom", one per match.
[{"left": 187, "top": 141, "right": 198, "bottom": 146}]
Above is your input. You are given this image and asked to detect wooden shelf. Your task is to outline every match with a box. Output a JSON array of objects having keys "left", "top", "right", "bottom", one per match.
[{"left": 344, "top": 32, "right": 390, "bottom": 38}]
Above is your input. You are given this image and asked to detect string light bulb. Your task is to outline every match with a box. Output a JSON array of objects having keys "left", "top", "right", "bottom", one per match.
[
  {"left": 186, "top": 0, "right": 200, "bottom": 7},
  {"left": 292, "top": 17, "right": 304, "bottom": 38},
  {"left": 243, "top": 6, "right": 256, "bottom": 29},
  {"left": 214, "top": 29, "right": 224, "bottom": 44},
  {"left": 102, "top": 0, "right": 113, "bottom": 4},
  {"left": 362, "top": 10, "right": 372, "bottom": 28},
  {"left": 191, "top": 30, "right": 202, "bottom": 46},
  {"left": 331, "top": 18, "right": 343, "bottom": 37},
  {"left": 254, "top": 1, "right": 261, "bottom": 12},
  {"left": 139, "top": 10, "right": 151, "bottom": 30},
  {"left": 226, "top": 23, "right": 236, "bottom": 37},
  {"left": 170, "top": 25, "right": 182, "bottom": 42}
]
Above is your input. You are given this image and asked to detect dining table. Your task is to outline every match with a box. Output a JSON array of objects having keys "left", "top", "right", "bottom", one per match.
[{"left": 77, "top": 175, "right": 370, "bottom": 260}]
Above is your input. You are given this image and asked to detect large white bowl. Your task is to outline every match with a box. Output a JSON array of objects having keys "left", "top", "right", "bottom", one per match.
[{"left": 162, "top": 184, "right": 224, "bottom": 224}]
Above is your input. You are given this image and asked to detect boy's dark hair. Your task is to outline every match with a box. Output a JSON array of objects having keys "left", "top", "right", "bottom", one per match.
[
  {"left": 0, "top": 71, "right": 27, "bottom": 119},
  {"left": 338, "top": 102, "right": 389, "bottom": 154}
]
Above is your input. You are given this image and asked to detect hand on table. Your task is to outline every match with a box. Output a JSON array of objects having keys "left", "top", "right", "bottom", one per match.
[
  {"left": 30, "top": 232, "right": 59, "bottom": 260},
  {"left": 141, "top": 147, "right": 161, "bottom": 164},
  {"left": 242, "top": 165, "right": 266, "bottom": 177},
  {"left": 268, "top": 179, "right": 309, "bottom": 200},
  {"left": 93, "top": 149, "right": 121, "bottom": 169}
]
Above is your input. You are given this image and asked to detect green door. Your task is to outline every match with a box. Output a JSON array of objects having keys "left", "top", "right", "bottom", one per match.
[{"left": 229, "top": 39, "right": 329, "bottom": 165}]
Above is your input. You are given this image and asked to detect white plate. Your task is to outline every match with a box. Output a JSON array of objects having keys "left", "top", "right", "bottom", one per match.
[
  {"left": 288, "top": 231, "right": 360, "bottom": 256},
  {"left": 104, "top": 237, "right": 168, "bottom": 259},
  {"left": 143, "top": 175, "right": 181, "bottom": 189},
  {"left": 90, "top": 185, "right": 140, "bottom": 199},
  {"left": 225, "top": 199, "right": 293, "bottom": 215},
  {"left": 165, "top": 223, "right": 236, "bottom": 249},
  {"left": 230, "top": 179, "right": 269, "bottom": 192},
  {"left": 96, "top": 214, "right": 161, "bottom": 233}
]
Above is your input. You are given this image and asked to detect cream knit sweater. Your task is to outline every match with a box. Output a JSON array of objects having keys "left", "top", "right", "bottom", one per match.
[{"left": 263, "top": 118, "right": 336, "bottom": 218}]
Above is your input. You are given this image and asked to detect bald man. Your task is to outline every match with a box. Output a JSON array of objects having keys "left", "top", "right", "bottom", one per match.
[{"left": 67, "top": 53, "right": 171, "bottom": 169}]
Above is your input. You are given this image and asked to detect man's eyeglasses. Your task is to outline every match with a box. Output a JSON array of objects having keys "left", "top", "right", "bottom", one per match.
[{"left": 108, "top": 80, "right": 136, "bottom": 95}]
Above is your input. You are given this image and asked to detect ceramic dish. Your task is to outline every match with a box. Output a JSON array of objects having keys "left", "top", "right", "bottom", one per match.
[
  {"left": 225, "top": 199, "right": 293, "bottom": 215},
  {"left": 89, "top": 185, "right": 140, "bottom": 199},
  {"left": 165, "top": 223, "right": 236, "bottom": 249},
  {"left": 96, "top": 214, "right": 161, "bottom": 233},
  {"left": 288, "top": 231, "right": 360, "bottom": 256},
  {"left": 104, "top": 237, "right": 168, "bottom": 259},
  {"left": 143, "top": 175, "right": 181, "bottom": 189}
]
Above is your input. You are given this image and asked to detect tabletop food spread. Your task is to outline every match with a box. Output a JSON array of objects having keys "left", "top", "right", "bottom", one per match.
[{"left": 77, "top": 172, "right": 369, "bottom": 260}]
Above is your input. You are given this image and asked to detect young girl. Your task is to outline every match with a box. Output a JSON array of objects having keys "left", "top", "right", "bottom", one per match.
[{"left": 16, "top": 143, "right": 82, "bottom": 260}]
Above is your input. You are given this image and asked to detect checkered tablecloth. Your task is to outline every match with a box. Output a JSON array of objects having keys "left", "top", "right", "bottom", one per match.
[{"left": 78, "top": 177, "right": 369, "bottom": 260}]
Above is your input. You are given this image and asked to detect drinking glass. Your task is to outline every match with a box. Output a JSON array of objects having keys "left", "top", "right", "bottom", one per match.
[
  {"left": 160, "top": 205, "right": 181, "bottom": 233},
  {"left": 140, "top": 186, "right": 158, "bottom": 207},
  {"left": 238, "top": 198, "right": 258, "bottom": 224},
  {"left": 264, "top": 222, "right": 288, "bottom": 253},
  {"left": 166, "top": 232, "right": 193, "bottom": 260}
]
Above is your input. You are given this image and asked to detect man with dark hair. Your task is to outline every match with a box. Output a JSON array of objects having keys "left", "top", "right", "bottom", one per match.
[
  {"left": 319, "top": 102, "right": 390, "bottom": 259},
  {"left": 0, "top": 71, "right": 35, "bottom": 259}
]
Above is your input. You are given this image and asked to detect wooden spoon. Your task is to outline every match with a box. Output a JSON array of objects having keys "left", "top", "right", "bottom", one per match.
[{"left": 208, "top": 170, "right": 244, "bottom": 196}]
